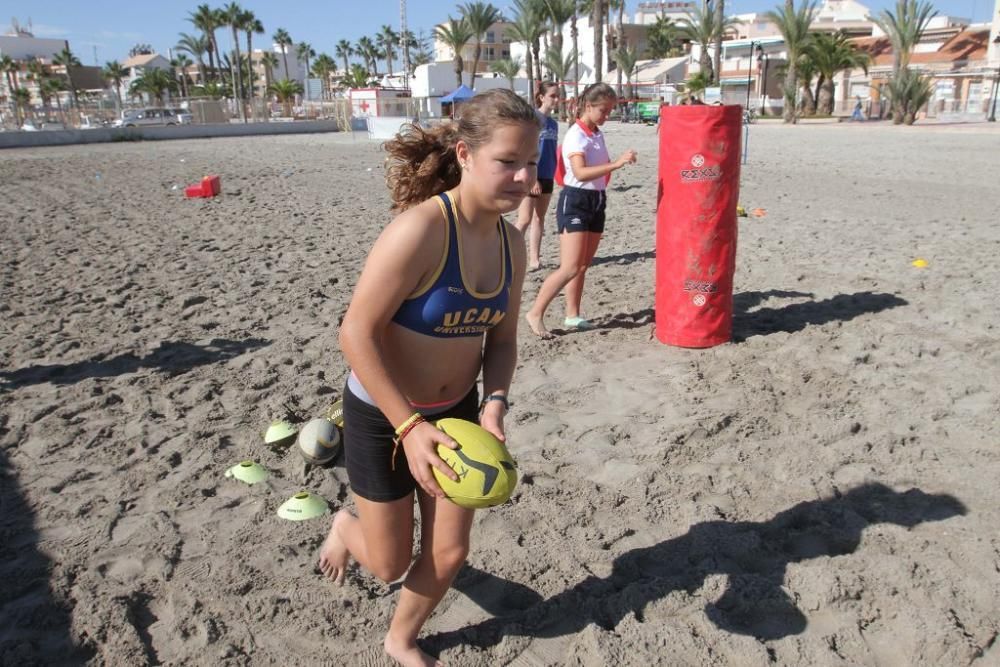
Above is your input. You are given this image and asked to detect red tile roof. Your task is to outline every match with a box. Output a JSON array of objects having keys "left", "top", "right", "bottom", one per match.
[{"left": 850, "top": 29, "right": 990, "bottom": 68}]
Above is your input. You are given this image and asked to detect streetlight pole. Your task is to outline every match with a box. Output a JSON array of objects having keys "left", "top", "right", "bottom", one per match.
[{"left": 745, "top": 40, "right": 759, "bottom": 110}]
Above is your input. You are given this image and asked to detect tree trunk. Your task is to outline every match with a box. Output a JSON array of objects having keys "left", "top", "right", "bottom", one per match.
[
  {"left": 592, "top": 0, "right": 604, "bottom": 83},
  {"left": 470, "top": 43, "right": 481, "bottom": 90},
  {"left": 525, "top": 49, "right": 534, "bottom": 101},
  {"left": 454, "top": 57, "right": 463, "bottom": 88},
  {"left": 800, "top": 82, "right": 814, "bottom": 114},
  {"left": 782, "top": 0, "right": 795, "bottom": 123},
  {"left": 818, "top": 78, "right": 834, "bottom": 115},
  {"left": 532, "top": 40, "right": 542, "bottom": 83},
  {"left": 571, "top": 17, "right": 579, "bottom": 101},
  {"left": 606, "top": 4, "right": 615, "bottom": 81}
]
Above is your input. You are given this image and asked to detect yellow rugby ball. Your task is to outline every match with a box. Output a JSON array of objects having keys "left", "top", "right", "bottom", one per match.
[{"left": 432, "top": 418, "right": 518, "bottom": 509}]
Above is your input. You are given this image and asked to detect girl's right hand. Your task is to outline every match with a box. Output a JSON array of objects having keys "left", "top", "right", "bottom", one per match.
[
  {"left": 401, "top": 421, "right": 460, "bottom": 498},
  {"left": 616, "top": 149, "right": 638, "bottom": 168}
]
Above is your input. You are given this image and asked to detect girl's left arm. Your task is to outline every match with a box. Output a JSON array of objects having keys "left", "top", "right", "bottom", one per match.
[{"left": 479, "top": 222, "right": 528, "bottom": 443}]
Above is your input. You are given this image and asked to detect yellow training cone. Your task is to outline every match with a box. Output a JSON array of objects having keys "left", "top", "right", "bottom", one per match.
[{"left": 912, "top": 259, "right": 929, "bottom": 268}]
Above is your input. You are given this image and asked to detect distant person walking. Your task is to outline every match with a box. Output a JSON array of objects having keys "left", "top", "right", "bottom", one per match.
[
  {"left": 852, "top": 96, "right": 865, "bottom": 121},
  {"left": 515, "top": 82, "right": 560, "bottom": 271}
]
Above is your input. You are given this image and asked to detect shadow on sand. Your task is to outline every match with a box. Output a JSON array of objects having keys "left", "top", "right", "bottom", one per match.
[
  {"left": 429, "top": 483, "right": 965, "bottom": 654},
  {"left": 0, "top": 437, "right": 95, "bottom": 662},
  {"left": 732, "top": 291, "right": 907, "bottom": 340},
  {"left": 0, "top": 337, "right": 270, "bottom": 390}
]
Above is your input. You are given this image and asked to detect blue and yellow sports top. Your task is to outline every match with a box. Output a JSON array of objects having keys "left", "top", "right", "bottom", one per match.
[{"left": 391, "top": 192, "right": 513, "bottom": 338}]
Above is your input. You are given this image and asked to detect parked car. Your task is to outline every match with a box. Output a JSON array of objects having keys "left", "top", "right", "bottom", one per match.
[
  {"left": 21, "top": 120, "right": 67, "bottom": 131},
  {"left": 113, "top": 107, "right": 193, "bottom": 128}
]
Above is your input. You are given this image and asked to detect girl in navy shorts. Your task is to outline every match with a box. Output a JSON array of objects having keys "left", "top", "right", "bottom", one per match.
[
  {"left": 515, "top": 81, "right": 560, "bottom": 271},
  {"left": 525, "top": 83, "right": 637, "bottom": 338},
  {"left": 317, "top": 89, "right": 535, "bottom": 666}
]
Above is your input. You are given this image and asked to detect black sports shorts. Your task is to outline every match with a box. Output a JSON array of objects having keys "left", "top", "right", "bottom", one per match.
[
  {"left": 343, "top": 382, "right": 480, "bottom": 502},
  {"left": 556, "top": 185, "right": 606, "bottom": 234}
]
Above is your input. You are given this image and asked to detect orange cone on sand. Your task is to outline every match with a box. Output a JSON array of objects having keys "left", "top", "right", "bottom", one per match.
[{"left": 185, "top": 175, "right": 221, "bottom": 198}]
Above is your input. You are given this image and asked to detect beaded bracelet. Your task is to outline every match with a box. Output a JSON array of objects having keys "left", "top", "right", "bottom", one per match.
[{"left": 391, "top": 413, "right": 426, "bottom": 470}]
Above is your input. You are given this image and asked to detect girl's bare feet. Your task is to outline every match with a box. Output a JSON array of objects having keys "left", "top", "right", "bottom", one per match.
[
  {"left": 384, "top": 634, "right": 443, "bottom": 667},
  {"left": 525, "top": 311, "right": 553, "bottom": 340},
  {"left": 318, "top": 509, "right": 351, "bottom": 585}
]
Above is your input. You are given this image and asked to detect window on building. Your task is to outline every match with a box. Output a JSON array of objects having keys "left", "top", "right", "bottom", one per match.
[
  {"left": 485, "top": 46, "right": 495, "bottom": 60},
  {"left": 486, "top": 31, "right": 495, "bottom": 44}
]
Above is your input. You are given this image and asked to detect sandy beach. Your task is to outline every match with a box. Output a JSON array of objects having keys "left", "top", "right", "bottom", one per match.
[{"left": 2, "top": 121, "right": 999, "bottom": 666}]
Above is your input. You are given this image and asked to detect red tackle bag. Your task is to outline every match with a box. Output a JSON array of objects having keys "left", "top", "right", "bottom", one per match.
[{"left": 655, "top": 105, "right": 742, "bottom": 347}]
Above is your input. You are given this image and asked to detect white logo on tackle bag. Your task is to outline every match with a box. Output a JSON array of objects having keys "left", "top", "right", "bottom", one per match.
[
  {"left": 681, "top": 153, "right": 721, "bottom": 183},
  {"left": 692, "top": 294, "right": 707, "bottom": 307}
]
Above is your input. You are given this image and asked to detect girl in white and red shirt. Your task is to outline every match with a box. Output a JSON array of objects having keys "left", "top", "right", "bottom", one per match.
[{"left": 525, "top": 83, "right": 637, "bottom": 338}]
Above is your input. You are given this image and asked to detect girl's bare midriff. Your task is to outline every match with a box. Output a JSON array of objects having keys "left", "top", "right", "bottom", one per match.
[{"left": 382, "top": 324, "right": 486, "bottom": 404}]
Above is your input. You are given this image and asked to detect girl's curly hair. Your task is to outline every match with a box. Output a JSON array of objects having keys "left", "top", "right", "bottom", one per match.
[{"left": 384, "top": 89, "right": 540, "bottom": 211}]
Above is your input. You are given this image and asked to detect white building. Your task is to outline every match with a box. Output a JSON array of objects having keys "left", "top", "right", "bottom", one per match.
[
  {"left": 409, "top": 62, "right": 530, "bottom": 117},
  {"left": 633, "top": 1, "right": 698, "bottom": 24}
]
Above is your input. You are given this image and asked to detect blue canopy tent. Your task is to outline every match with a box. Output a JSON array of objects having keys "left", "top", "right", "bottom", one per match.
[{"left": 440, "top": 85, "right": 475, "bottom": 103}]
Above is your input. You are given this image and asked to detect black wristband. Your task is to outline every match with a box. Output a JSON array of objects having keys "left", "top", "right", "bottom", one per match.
[{"left": 479, "top": 393, "right": 510, "bottom": 412}]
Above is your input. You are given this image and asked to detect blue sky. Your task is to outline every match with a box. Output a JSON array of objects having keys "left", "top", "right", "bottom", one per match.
[{"left": 13, "top": 0, "right": 996, "bottom": 66}]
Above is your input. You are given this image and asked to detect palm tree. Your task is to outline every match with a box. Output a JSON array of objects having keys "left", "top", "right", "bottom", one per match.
[
  {"left": 460, "top": 2, "right": 502, "bottom": 90},
  {"left": 509, "top": 0, "right": 546, "bottom": 100},
  {"left": 592, "top": 0, "right": 604, "bottom": 82},
  {"left": 543, "top": 0, "right": 575, "bottom": 94},
  {"left": 260, "top": 52, "right": 279, "bottom": 96},
  {"left": 684, "top": 69, "right": 711, "bottom": 100},
  {"left": 192, "top": 81, "right": 226, "bottom": 99},
  {"left": 434, "top": 17, "right": 474, "bottom": 88},
  {"left": 297, "top": 42, "right": 315, "bottom": 99},
  {"left": 613, "top": 46, "right": 638, "bottom": 101},
  {"left": 272, "top": 28, "right": 293, "bottom": 79},
  {"left": 677, "top": 3, "right": 739, "bottom": 85},
  {"left": 2, "top": 55, "right": 22, "bottom": 125},
  {"left": 189, "top": 4, "right": 222, "bottom": 82},
  {"left": 765, "top": 0, "right": 818, "bottom": 123},
  {"left": 220, "top": 3, "right": 248, "bottom": 121},
  {"left": 872, "top": 0, "right": 936, "bottom": 121},
  {"left": 803, "top": 32, "right": 870, "bottom": 115},
  {"left": 242, "top": 11, "right": 265, "bottom": 100},
  {"left": 885, "top": 66, "right": 933, "bottom": 124},
  {"left": 491, "top": 56, "right": 523, "bottom": 89},
  {"left": 103, "top": 60, "right": 127, "bottom": 111},
  {"left": 544, "top": 47, "right": 576, "bottom": 118},
  {"left": 647, "top": 16, "right": 680, "bottom": 58},
  {"left": 355, "top": 36, "right": 379, "bottom": 76},
  {"left": 269, "top": 78, "right": 302, "bottom": 116},
  {"left": 52, "top": 47, "right": 81, "bottom": 109},
  {"left": 13, "top": 87, "right": 31, "bottom": 125},
  {"left": 508, "top": 0, "right": 548, "bottom": 89},
  {"left": 611, "top": 0, "right": 628, "bottom": 94},
  {"left": 335, "top": 39, "right": 354, "bottom": 75},
  {"left": 176, "top": 32, "right": 209, "bottom": 86},
  {"left": 172, "top": 54, "right": 193, "bottom": 97},
  {"left": 129, "top": 68, "right": 178, "bottom": 106},
  {"left": 872, "top": 0, "right": 937, "bottom": 76},
  {"left": 376, "top": 25, "right": 398, "bottom": 77},
  {"left": 312, "top": 53, "right": 336, "bottom": 100},
  {"left": 342, "top": 64, "right": 370, "bottom": 89},
  {"left": 713, "top": 0, "right": 726, "bottom": 85},
  {"left": 41, "top": 76, "right": 66, "bottom": 120}
]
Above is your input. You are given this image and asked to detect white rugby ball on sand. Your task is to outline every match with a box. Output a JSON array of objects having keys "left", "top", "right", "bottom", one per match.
[{"left": 297, "top": 418, "right": 341, "bottom": 465}]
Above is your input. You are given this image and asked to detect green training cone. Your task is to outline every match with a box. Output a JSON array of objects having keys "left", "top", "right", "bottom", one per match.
[
  {"left": 225, "top": 460, "right": 269, "bottom": 485},
  {"left": 264, "top": 420, "right": 298, "bottom": 447},
  {"left": 277, "top": 491, "right": 329, "bottom": 521}
]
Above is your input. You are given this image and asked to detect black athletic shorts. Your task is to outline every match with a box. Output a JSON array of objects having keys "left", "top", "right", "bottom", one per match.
[
  {"left": 556, "top": 185, "right": 607, "bottom": 234},
  {"left": 342, "top": 382, "right": 480, "bottom": 502}
]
